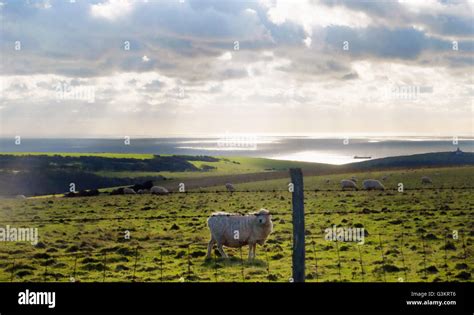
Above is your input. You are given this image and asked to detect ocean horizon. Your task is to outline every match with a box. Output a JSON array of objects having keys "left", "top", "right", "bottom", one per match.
[{"left": 0, "top": 136, "right": 472, "bottom": 165}]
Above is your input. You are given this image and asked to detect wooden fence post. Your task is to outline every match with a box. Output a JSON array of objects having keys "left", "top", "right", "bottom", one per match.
[{"left": 290, "top": 168, "right": 305, "bottom": 282}]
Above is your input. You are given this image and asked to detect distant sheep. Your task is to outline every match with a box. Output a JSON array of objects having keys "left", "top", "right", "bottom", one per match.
[
  {"left": 225, "top": 183, "right": 235, "bottom": 192},
  {"left": 325, "top": 179, "right": 331, "bottom": 184},
  {"left": 206, "top": 209, "right": 273, "bottom": 259},
  {"left": 351, "top": 176, "right": 357, "bottom": 182},
  {"left": 137, "top": 189, "right": 149, "bottom": 194},
  {"left": 421, "top": 176, "right": 432, "bottom": 184},
  {"left": 382, "top": 175, "right": 388, "bottom": 181},
  {"left": 65, "top": 189, "right": 100, "bottom": 197},
  {"left": 363, "top": 179, "right": 385, "bottom": 191},
  {"left": 15, "top": 195, "right": 26, "bottom": 199},
  {"left": 341, "top": 179, "right": 357, "bottom": 190},
  {"left": 110, "top": 188, "right": 125, "bottom": 195},
  {"left": 150, "top": 186, "right": 169, "bottom": 195},
  {"left": 130, "top": 180, "right": 154, "bottom": 191},
  {"left": 123, "top": 187, "right": 136, "bottom": 194}
]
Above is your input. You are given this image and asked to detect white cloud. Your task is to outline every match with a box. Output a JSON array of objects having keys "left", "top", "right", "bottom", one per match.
[
  {"left": 303, "top": 36, "right": 312, "bottom": 48},
  {"left": 265, "top": 0, "right": 372, "bottom": 35},
  {"left": 217, "top": 52, "right": 233, "bottom": 61},
  {"left": 90, "top": 0, "right": 134, "bottom": 20}
]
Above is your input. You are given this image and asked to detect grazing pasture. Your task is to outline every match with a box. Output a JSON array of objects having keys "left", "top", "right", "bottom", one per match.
[{"left": 0, "top": 166, "right": 472, "bottom": 282}]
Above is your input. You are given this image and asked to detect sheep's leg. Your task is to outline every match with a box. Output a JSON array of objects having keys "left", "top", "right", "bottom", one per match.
[
  {"left": 206, "top": 238, "right": 215, "bottom": 259},
  {"left": 217, "top": 243, "right": 228, "bottom": 258},
  {"left": 248, "top": 244, "right": 254, "bottom": 260},
  {"left": 248, "top": 243, "right": 256, "bottom": 260}
]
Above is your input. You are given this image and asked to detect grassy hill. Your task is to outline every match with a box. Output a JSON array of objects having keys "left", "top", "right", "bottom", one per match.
[
  {"left": 0, "top": 151, "right": 472, "bottom": 196},
  {"left": 347, "top": 151, "right": 474, "bottom": 170}
]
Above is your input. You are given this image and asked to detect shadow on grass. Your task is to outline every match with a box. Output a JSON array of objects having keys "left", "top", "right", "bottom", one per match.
[{"left": 202, "top": 256, "right": 268, "bottom": 268}]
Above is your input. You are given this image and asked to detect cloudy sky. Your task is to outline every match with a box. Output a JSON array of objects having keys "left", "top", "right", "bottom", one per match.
[{"left": 0, "top": 0, "right": 473, "bottom": 137}]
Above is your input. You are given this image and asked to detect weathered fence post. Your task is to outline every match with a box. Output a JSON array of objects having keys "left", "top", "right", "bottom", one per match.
[{"left": 290, "top": 168, "right": 305, "bottom": 282}]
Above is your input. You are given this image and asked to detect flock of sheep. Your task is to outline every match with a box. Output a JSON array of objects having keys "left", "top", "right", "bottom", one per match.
[
  {"left": 339, "top": 176, "right": 433, "bottom": 190},
  {"left": 63, "top": 176, "right": 435, "bottom": 260},
  {"left": 122, "top": 186, "right": 169, "bottom": 195}
]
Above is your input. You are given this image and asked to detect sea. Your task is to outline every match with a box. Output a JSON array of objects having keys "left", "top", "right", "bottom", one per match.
[{"left": 0, "top": 136, "right": 472, "bottom": 165}]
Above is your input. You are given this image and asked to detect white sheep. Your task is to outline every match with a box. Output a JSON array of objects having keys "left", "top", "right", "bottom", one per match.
[
  {"left": 150, "top": 186, "right": 169, "bottom": 195},
  {"left": 123, "top": 187, "right": 136, "bottom": 194},
  {"left": 421, "top": 176, "right": 432, "bottom": 184},
  {"left": 351, "top": 176, "right": 357, "bottom": 182},
  {"left": 225, "top": 183, "right": 235, "bottom": 192},
  {"left": 341, "top": 179, "right": 357, "bottom": 190},
  {"left": 206, "top": 209, "right": 273, "bottom": 260},
  {"left": 363, "top": 179, "right": 385, "bottom": 191}
]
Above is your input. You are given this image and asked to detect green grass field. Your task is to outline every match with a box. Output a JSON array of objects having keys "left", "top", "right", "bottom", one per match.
[
  {"left": 0, "top": 166, "right": 472, "bottom": 283},
  {"left": 93, "top": 156, "right": 330, "bottom": 180}
]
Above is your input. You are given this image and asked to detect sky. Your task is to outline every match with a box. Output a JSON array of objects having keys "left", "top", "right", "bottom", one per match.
[{"left": 0, "top": 0, "right": 473, "bottom": 138}]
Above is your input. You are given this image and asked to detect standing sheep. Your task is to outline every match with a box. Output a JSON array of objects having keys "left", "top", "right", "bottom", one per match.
[
  {"left": 225, "top": 183, "right": 235, "bottom": 193},
  {"left": 341, "top": 179, "right": 357, "bottom": 190},
  {"left": 363, "top": 179, "right": 385, "bottom": 191},
  {"left": 123, "top": 187, "right": 136, "bottom": 194},
  {"left": 421, "top": 176, "right": 432, "bottom": 184},
  {"left": 150, "top": 186, "right": 169, "bottom": 195},
  {"left": 351, "top": 176, "right": 357, "bottom": 183},
  {"left": 206, "top": 209, "right": 273, "bottom": 260}
]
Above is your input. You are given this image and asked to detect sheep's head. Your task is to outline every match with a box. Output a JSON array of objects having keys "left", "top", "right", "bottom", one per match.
[{"left": 254, "top": 208, "right": 272, "bottom": 225}]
